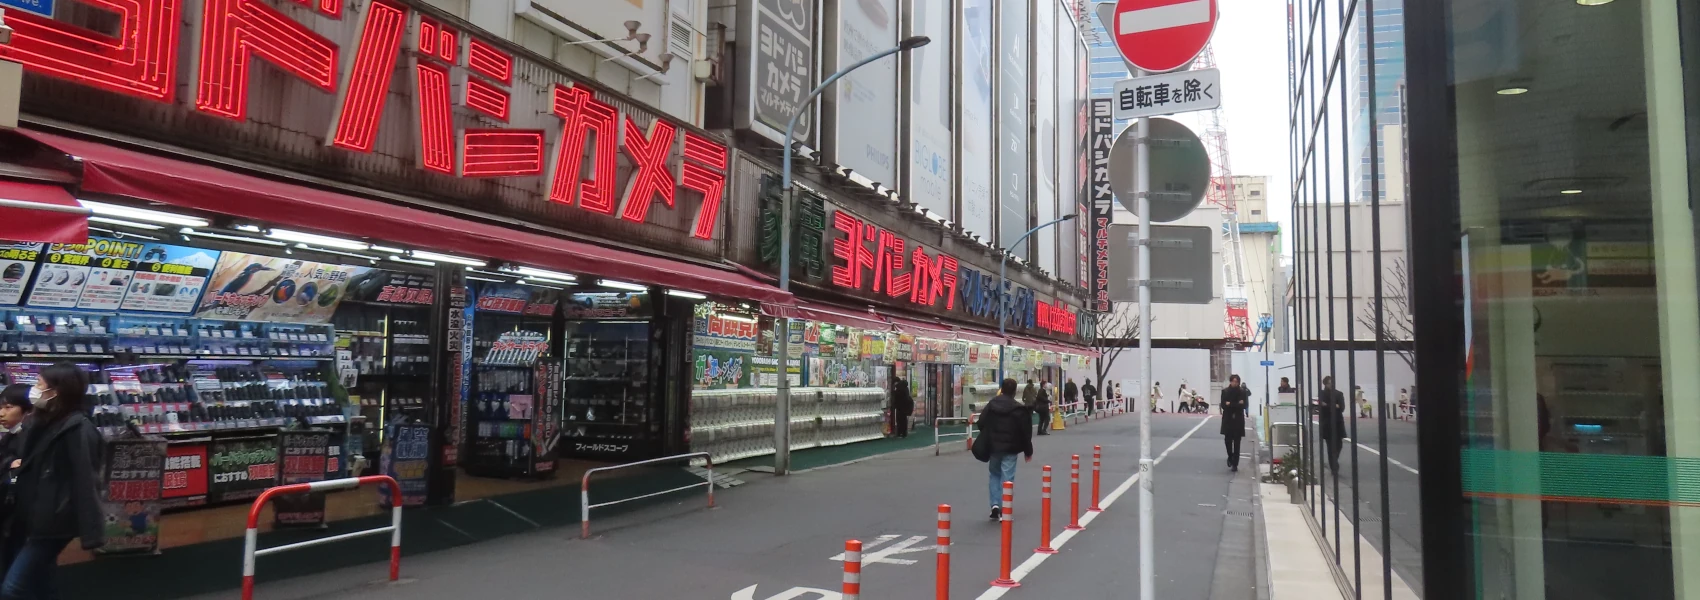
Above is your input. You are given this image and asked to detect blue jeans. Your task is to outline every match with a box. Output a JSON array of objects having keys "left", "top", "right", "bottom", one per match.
[
  {"left": 987, "top": 453, "right": 1019, "bottom": 510},
  {"left": 1, "top": 537, "right": 71, "bottom": 600}
]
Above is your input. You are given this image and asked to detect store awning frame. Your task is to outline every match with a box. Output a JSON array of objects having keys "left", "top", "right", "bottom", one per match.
[
  {"left": 0, "top": 180, "right": 89, "bottom": 244},
  {"left": 21, "top": 130, "right": 789, "bottom": 304}
]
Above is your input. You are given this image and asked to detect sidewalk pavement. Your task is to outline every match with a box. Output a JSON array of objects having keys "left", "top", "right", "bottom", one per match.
[{"left": 1259, "top": 482, "right": 1420, "bottom": 600}]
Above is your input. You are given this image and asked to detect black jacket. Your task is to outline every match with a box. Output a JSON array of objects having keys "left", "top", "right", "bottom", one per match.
[
  {"left": 1081, "top": 383, "right": 1098, "bottom": 401},
  {"left": 1318, "top": 388, "right": 1348, "bottom": 441},
  {"left": 1219, "top": 386, "right": 1248, "bottom": 437},
  {"left": 13, "top": 412, "right": 104, "bottom": 549},
  {"left": 977, "top": 394, "right": 1034, "bottom": 457},
  {"left": 890, "top": 382, "right": 914, "bottom": 414},
  {"left": 1064, "top": 382, "right": 1079, "bottom": 403}
]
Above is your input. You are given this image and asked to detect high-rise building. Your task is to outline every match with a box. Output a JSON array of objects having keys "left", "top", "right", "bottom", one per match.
[
  {"left": 1231, "top": 176, "right": 1280, "bottom": 341},
  {"left": 1346, "top": 4, "right": 1406, "bottom": 205},
  {"left": 1085, "top": 7, "right": 1131, "bottom": 132}
]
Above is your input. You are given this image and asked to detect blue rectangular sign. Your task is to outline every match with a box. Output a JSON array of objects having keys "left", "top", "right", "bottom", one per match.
[
  {"left": 1259, "top": 360, "right": 1275, "bottom": 366},
  {"left": 0, "top": 0, "right": 54, "bottom": 18}
]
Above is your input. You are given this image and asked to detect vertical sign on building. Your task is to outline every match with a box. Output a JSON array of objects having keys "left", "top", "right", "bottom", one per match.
[
  {"left": 738, "top": 0, "right": 817, "bottom": 146},
  {"left": 1090, "top": 97, "right": 1115, "bottom": 312},
  {"left": 958, "top": 0, "right": 996, "bottom": 241},
  {"left": 906, "top": 0, "right": 953, "bottom": 218},
  {"left": 826, "top": 0, "right": 899, "bottom": 187},
  {"left": 1054, "top": 0, "right": 1080, "bottom": 286},
  {"left": 997, "top": 0, "right": 1032, "bottom": 258},
  {"left": 1033, "top": 0, "right": 1058, "bottom": 276},
  {"left": 1076, "top": 34, "right": 1091, "bottom": 290}
]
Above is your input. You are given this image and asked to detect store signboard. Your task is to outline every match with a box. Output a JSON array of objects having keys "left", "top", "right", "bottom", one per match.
[
  {"left": 824, "top": 0, "right": 899, "bottom": 187},
  {"left": 195, "top": 252, "right": 368, "bottom": 323},
  {"left": 161, "top": 441, "right": 209, "bottom": 508},
  {"left": 1089, "top": 97, "right": 1115, "bottom": 312},
  {"left": 695, "top": 311, "right": 759, "bottom": 353},
  {"left": 737, "top": 0, "right": 817, "bottom": 146},
  {"left": 345, "top": 270, "right": 436, "bottom": 306},
  {"left": 208, "top": 435, "right": 279, "bottom": 504},
  {"left": 27, "top": 237, "right": 220, "bottom": 312},
  {"left": 97, "top": 438, "right": 167, "bottom": 555},
  {"left": 0, "top": 243, "right": 42, "bottom": 305},
  {"left": 0, "top": 0, "right": 732, "bottom": 249},
  {"left": 561, "top": 292, "right": 650, "bottom": 319},
  {"left": 381, "top": 423, "right": 431, "bottom": 507},
  {"left": 273, "top": 430, "right": 331, "bottom": 528}
]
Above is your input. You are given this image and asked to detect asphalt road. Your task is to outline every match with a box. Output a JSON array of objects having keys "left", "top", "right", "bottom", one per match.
[{"left": 214, "top": 413, "right": 1260, "bottom": 600}]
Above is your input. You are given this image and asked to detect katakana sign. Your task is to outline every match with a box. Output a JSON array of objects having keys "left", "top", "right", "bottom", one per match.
[{"left": 1112, "top": 68, "right": 1220, "bottom": 120}]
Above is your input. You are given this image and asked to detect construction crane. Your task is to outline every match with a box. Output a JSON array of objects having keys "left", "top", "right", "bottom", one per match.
[{"left": 1192, "top": 46, "right": 1252, "bottom": 344}]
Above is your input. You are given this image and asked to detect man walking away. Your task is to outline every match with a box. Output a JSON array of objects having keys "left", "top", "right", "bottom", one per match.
[
  {"left": 1081, "top": 379, "right": 1098, "bottom": 415},
  {"left": 976, "top": 379, "right": 1033, "bottom": 519},
  {"left": 1064, "top": 378, "right": 1080, "bottom": 416},
  {"left": 890, "top": 376, "right": 914, "bottom": 438},
  {"left": 1034, "top": 380, "right": 1052, "bottom": 436},
  {"left": 1220, "top": 375, "right": 1248, "bottom": 471},
  {"left": 1319, "top": 376, "right": 1348, "bottom": 472}
]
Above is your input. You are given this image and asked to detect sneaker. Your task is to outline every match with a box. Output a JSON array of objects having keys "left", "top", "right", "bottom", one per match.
[{"left": 990, "top": 506, "right": 1001, "bottom": 520}]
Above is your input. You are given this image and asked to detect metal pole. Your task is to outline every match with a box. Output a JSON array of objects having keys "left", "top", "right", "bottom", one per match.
[
  {"left": 1134, "top": 66, "right": 1155, "bottom": 600},
  {"left": 998, "top": 216, "right": 1076, "bottom": 383},
  {"left": 775, "top": 42, "right": 917, "bottom": 476}
]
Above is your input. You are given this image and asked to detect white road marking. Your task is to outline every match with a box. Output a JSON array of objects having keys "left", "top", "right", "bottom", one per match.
[
  {"left": 1119, "top": 0, "right": 1212, "bottom": 35},
  {"left": 1355, "top": 442, "right": 1420, "bottom": 475},
  {"left": 731, "top": 584, "right": 841, "bottom": 600},
  {"left": 973, "top": 417, "right": 1216, "bottom": 600},
  {"left": 826, "top": 535, "right": 934, "bottom": 566},
  {"left": 829, "top": 534, "right": 898, "bottom": 562}
]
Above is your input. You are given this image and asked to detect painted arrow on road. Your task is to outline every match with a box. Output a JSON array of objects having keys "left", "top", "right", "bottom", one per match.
[
  {"left": 730, "top": 584, "right": 842, "bottom": 600},
  {"left": 828, "top": 534, "right": 938, "bottom": 566}
]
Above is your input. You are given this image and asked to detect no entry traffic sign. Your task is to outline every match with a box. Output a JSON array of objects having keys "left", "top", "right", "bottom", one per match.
[{"left": 1113, "top": 0, "right": 1218, "bottom": 73}]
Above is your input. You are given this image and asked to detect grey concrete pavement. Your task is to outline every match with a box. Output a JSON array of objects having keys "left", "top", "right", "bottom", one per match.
[{"left": 212, "top": 413, "right": 1257, "bottom": 600}]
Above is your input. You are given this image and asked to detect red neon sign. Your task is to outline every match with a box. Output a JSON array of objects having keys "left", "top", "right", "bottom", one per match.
[
  {"left": 829, "top": 211, "right": 959, "bottom": 309},
  {"left": 0, "top": 0, "right": 730, "bottom": 240},
  {"left": 1035, "top": 300, "right": 1078, "bottom": 335}
]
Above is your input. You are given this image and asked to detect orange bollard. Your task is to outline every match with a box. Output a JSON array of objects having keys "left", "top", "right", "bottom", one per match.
[
  {"left": 1089, "top": 445, "right": 1103, "bottom": 512},
  {"left": 936, "top": 504, "right": 951, "bottom": 600},
  {"left": 1036, "top": 466, "right": 1057, "bottom": 554},
  {"left": 1066, "top": 454, "right": 1084, "bottom": 531},
  {"left": 843, "top": 539, "right": 863, "bottom": 600},
  {"left": 991, "top": 481, "right": 1019, "bottom": 588}
]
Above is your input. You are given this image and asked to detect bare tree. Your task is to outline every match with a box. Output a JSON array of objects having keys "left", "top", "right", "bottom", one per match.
[
  {"left": 1089, "top": 304, "right": 1144, "bottom": 394},
  {"left": 1356, "top": 256, "right": 1415, "bottom": 371}
]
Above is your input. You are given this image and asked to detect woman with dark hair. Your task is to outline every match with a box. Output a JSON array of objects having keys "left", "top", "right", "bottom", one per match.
[
  {"left": 2, "top": 363, "right": 103, "bottom": 598},
  {"left": 0, "top": 384, "right": 31, "bottom": 531}
]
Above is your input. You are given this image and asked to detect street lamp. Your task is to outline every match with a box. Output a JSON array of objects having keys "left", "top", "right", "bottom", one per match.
[
  {"left": 996, "top": 214, "right": 1076, "bottom": 382},
  {"left": 773, "top": 35, "right": 930, "bottom": 476}
]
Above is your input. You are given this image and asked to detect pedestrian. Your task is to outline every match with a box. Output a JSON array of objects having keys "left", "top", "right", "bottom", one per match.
[
  {"left": 1279, "top": 377, "right": 1295, "bottom": 393},
  {"left": 1220, "top": 374, "right": 1248, "bottom": 471},
  {"left": 1150, "top": 382, "right": 1163, "bottom": 414},
  {"left": 1113, "top": 382, "right": 1123, "bottom": 412},
  {"left": 1319, "top": 376, "right": 1348, "bottom": 473},
  {"left": 973, "top": 378, "right": 1033, "bottom": 520},
  {"left": 1081, "top": 379, "right": 1098, "bottom": 415},
  {"left": 1176, "top": 383, "right": 1191, "bottom": 413},
  {"left": 1033, "top": 380, "right": 1052, "bottom": 436},
  {"left": 889, "top": 376, "right": 914, "bottom": 438},
  {"left": 3, "top": 363, "right": 104, "bottom": 598},
  {"left": 1021, "top": 379, "right": 1038, "bottom": 407},
  {"left": 0, "top": 385, "right": 31, "bottom": 533},
  {"left": 1356, "top": 385, "right": 1370, "bottom": 418},
  {"left": 1398, "top": 388, "right": 1410, "bottom": 421},
  {"left": 1064, "top": 378, "right": 1080, "bottom": 416}
]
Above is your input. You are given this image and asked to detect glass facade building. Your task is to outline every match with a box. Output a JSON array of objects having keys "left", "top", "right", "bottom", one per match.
[{"left": 1294, "top": 0, "right": 1700, "bottom": 597}]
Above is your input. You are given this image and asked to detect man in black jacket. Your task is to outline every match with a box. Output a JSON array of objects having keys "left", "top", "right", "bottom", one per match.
[
  {"left": 1319, "top": 376, "right": 1348, "bottom": 472},
  {"left": 1063, "top": 378, "right": 1080, "bottom": 416},
  {"left": 890, "top": 377, "right": 914, "bottom": 438},
  {"left": 1220, "top": 375, "right": 1249, "bottom": 471},
  {"left": 978, "top": 378, "right": 1034, "bottom": 520},
  {"left": 1081, "top": 380, "right": 1098, "bottom": 415}
]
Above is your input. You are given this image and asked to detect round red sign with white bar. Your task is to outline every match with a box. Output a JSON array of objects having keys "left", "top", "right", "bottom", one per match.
[{"left": 1112, "top": 0, "right": 1218, "bottom": 73}]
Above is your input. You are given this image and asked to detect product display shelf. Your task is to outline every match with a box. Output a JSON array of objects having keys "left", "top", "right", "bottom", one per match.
[{"left": 688, "top": 387, "right": 888, "bottom": 465}]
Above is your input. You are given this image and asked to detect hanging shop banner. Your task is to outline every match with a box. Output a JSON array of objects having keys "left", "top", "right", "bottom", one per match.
[
  {"left": 161, "top": 440, "right": 209, "bottom": 508},
  {"left": 561, "top": 291, "right": 651, "bottom": 320},
  {"left": 738, "top": 0, "right": 818, "bottom": 145},
  {"left": 273, "top": 430, "right": 332, "bottom": 528},
  {"left": 97, "top": 437, "right": 167, "bottom": 555},
  {"left": 381, "top": 423, "right": 431, "bottom": 507},
  {"left": 1090, "top": 97, "right": 1115, "bottom": 312},
  {"left": 195, "top": 252, "right": 368, "bottom": 323},
  {"left": 534, "top": 361, "right": 562, "bottom": 469},
  {"left": 450, "top": 278, "right": 471, "bottom": 467},
  {"left": 345, "top": 270, "right": 437, "bottom": 306},
  {"left": 0, "top": 243, "right": 42, "bottom": 305},
  {"left": 694, "top": 309, "right": 760, "bottom": 353},
  {"left": 28, "top": 237, "right": 220, "bottom": 312},
  {"left": 208, "top": 435, "right": 279, "bottom": 504}
]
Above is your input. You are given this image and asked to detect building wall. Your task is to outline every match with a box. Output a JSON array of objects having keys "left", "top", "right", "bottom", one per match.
[
  {"left": 1293, "top": 201, "right": 1409, "bottom": 343},
  {"left": 1106, "top": 205, "right": 1227, "bottom": 342}
]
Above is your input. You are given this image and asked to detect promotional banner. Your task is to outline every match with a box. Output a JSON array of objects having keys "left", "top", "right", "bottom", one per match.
[
  {"left": 208, "top": 435, "right": 279, "bottom": 504},
  {"left": 694, "top": 350, "right": 751, "bottom": 389},
  {"left": 829, "top": 0, "right": 899, "bottom": 187},
  {"left": 273, "top": 430, "right": 331, "bottom": 528},
  {"left": 343, "top": 270, "right": 436, "bottom": 306},
  {"left": 1057, "top": 7, "right": 1082, "bottom": 287},
  {"left": 120, "top": 241, "right": 223, "bottom": 313},
  {"left": 906, "top": 0, "right": 953, "bottom": 217},
  {"left": 381, "top": 423, "right": 430, "bottom": 507},
  {"left": 28, "top": 237, "right": 220, "bottom": 312},
  {"left": 0, "top": 243, "right": 42, "bottom": 305},
  {"left": 1075, "top": 34, "right": 1092, "bottom": 290},
  {"left": 958, "top": 0, "right": 995, "bottom": 240},
  {"left": 97, "top": 438, "right": 167, "bottom": 555},
  {"left": 195, "top": 252, "right": 369, "bottom": 322},
  {"left": 998, "top": 0, "right": 1031, "bottom": 257},
  {"left": 1034, "top": 0, "right": 1058, "bottom": 276},
  {"left": 161, "top": 440, "right": 210, "bottom": 508},
  {"left": 560, "top": 292, "right": 650, "bottom": 319}
]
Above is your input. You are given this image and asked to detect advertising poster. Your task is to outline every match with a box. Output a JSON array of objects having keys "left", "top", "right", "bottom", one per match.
[
  {"left": 693, "top": 306, "right": 758, "bottom": 389},
  {"left": 829, "top": 0, "right": 898, "bottom": 186},
  {"left": 195, "top": 252, "right": 369, "bottom": 322},
  {"left": 694, "top": 310, "right": 760, "bottom": 353},
  {"left": 120, "top": 240, "right": 223, "bottom": 313},
  {"left": 694, "top": 349, "right": 751, "bottom": 389},
  {"left": 533, "top": 361, "right": 562, "bottom": 468},
  {"left": 344, "top": 269, "right": 436, "bottom": 306},
  {"left": 161, "top": 441, "right": 210, "bottom": 508},
  {"left": 818, "top": 359, "right": 874, "bottom": 388},
  {"left": 27, "top": 237, "right": 147, "bottom": 310},
  {"left": 97, "top": 438, "right": 167, "bottom": 555},
  {"left": 752, "top": 355, "right": 802, "bottom": 387},
  {"left": 1034, "top": 0, "right": 1058, "bottom": 275},
  {"left": 745, "top": 0, "right": 816, "bottom": 145},
  {"left": 0, "top": 243, "right": 42, "bottom": 305},
  {"left": 906, "top": 0, "right": 953, "bottom": 217},
  {"left": 998, "top": 0, "right": 1031, "bottom": 258},
  {"left": 1056, "top": 9, "right": 1081, "bottom": 287},
  {"left": 273, "top": 431, "right": 331, "bottom": 528},
  {"left": 958, "top": 0, "right": 995, "bottom": 240},
  {"left": 208, "top": 435, "right": 279, "bottom": 504},
  {"left": 381, "top": 423, "right": 430, "bottom": 507},
  {"left": 561, "top": 291, "right": 650, "bottom": 319}
]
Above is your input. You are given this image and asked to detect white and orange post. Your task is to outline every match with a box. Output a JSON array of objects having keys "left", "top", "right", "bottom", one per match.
[
  {"left": 936, "top": 504, "right": 951, "bottom": 600},
  {"left": 843, "top": 539, "right": 863, "bottom": 600},
  {"left": 991, "top": 481, "right": 1019, "bottom": 588},
  {"left": 1066, "top": 454, "right": 1084, "bottom": 531},
  {"left": 1090, "top": 445, "right": 1103, "bottom": 513},
  {"left": 1036, "top": 466, "right": 1057, "bottom": 554}
]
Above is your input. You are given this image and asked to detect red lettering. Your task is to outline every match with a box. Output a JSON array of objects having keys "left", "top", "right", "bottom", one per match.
[
  {"left": 462, "top": 129, "right": 545, "bottom": 177},
  {"left": 876, "top": 230, "right": 908, "bottom": 297},
  {"left": 328, "top": 0, "right": 407, "bottom": 152},
  {"left": 195, "top": 0, "right": 339, "bottom": 120},
  {"left": 416, "top": 17, "right": 457, "bottom": 65},
  {"left": 830, "top": 212, "right": 864, "bottom": 290},
  {"left": 619, "top": 117, "right": 678, "bottom": 224},
  {"left": 290, "top": 0, "right": 341, "bottom": 18},
  {"left": 465, "top": 78, "right": 510, "bottom": 121},
  {"left": 0, "top": 0, "right": 181, "bottom": 103},
  {"left": 413, "top": 60, "right": 454, "bottom": 174},
  {"left": 547, "top": 85, "right": 619, "bottom": 213},
  {"left": 938, "top": 255, "right": 959, "bottom": 310},
  {"left": 681, "top": 132, "right": 728, "bottom": 240},
  {"left": 466, "top": 38, "right": 512, "bottom": 85}
]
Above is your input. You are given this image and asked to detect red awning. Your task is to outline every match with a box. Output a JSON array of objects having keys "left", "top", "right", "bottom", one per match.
[
  {"left": 798, "top": 300, "right": 892, "bottom": 332},
  {"left": 23, "top": 131, "right": 789, "bottom": 304},
  {"left": 0, "top": 180, "right": 88, "bottom": 244}
]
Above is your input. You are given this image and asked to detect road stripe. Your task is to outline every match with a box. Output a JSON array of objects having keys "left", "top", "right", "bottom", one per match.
[
  {"left": 1119, "top": 0, "right": 1212, "bottom": 35},
  {"left": 1356, "top": 442, "right": 1420, "bottom": 475},
  {"left": 973, "top": 417, "right": 1216, "bottom": 600}
]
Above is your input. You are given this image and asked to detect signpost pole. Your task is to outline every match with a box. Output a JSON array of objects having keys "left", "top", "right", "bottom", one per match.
[{"left": 1133, "top": 68, "right": 1156, "bottom": 600}]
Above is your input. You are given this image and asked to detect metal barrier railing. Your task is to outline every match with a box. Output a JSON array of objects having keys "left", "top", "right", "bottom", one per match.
[
  {"left": 934, "top": 416, "right": 970, "bottom": 455},
  {"left": 581, "top": 452, "right": 714, "bottom": 539},
  {"left": 242, "top": 475, "right": 401, "bottom": 600}
]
